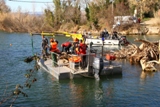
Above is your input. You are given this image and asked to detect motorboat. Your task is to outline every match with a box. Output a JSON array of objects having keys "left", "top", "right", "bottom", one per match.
[{"left": 85, "top": 35, "right": 129, "bottom": 46}]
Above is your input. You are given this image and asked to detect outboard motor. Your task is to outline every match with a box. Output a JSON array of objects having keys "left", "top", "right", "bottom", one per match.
[
  {"left": 119, "top": 36, "right": 128, "bottom": 45},
  {"left": 93, "top": 57, "right": 104, "bottom": 80},
  {"left": 88, "top": 53, "right": 96, "bottom": 76}
]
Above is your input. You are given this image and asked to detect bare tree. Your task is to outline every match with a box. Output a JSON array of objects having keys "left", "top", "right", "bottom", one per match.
[
  {"left": 0, "top": 0, "right": 10, "bottom": 13},
  {"left": 128, "top": 0, "right": 159, "bottom": 19}
]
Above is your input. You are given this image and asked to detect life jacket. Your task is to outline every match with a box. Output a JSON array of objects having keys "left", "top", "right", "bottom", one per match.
[
  {"left": 69, "top": 56, "right": 81, "bottom": 63},
  {"left": 50, "top": 42, "right": 58, "bottom": 52},
  {"left": 79, "top": 43, "right": 87, "bottom": 54},
  {"left": 75, "top": 46, "right": 80, "bottom": 55}
]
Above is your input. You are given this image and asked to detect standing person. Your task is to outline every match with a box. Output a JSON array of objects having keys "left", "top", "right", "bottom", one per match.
[
  {"left": 112, "top": 30, "right": 118, "bottom": 39},
  {"left": 100, "top": 28, "right": 109, "bottom": 39},
  {"left": 72, "top": 38, "right": 79, "bottom": 54},
  {"left": 61, "top": 41, "right": 72, "bottom": 53},
  {"left": 41, "top": 35, "right": 48, "bottom": 59},
  {"left": 79, "top": 39, "right": 88, "bottom": 69},
  {"left": 50, "top": 38, "right": 59, "bottom": 67}
]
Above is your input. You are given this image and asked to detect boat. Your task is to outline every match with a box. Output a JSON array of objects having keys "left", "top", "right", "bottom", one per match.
[
  {"left": 85, "top": 35, "right": 129, "bottom": 46},
  {"left": 37, "top": 52, "right": 122, "bottom": 80},
  {"left": 31, "top": 31, "right": 123, "bottom": 80}
]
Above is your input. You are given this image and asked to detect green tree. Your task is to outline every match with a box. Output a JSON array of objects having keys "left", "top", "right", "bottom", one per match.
[
  {"left": 53, "top": 0, "right": 63, "bottom": 25},
  {"left": 44, "top": 9, "right": 54, "bottom": 27}
]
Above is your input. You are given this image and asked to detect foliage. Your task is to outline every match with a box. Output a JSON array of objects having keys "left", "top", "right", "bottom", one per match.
[
  {"left": 0, "top": 0, "right": 160, "bottom": 33},
  {"left": 44, "top": 9, "right": 55, "bottom": 28},
  {"left": 53, "top": 0, "right": 62, "bottom": 25},
  {"left": 128, "top": 0, "right": 159, "bottom": 18},
  {"left": 0, "top": 0, "right": 10, "bottom": 13}
]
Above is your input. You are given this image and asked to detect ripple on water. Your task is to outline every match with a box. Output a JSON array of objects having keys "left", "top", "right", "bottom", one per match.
[{"left": 1, "top": 33, "right": 160, "bottom": 107}]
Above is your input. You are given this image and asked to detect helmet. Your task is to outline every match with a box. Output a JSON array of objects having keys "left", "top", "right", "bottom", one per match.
[{"left": 50, "top": 38, "right": 53, "bottom": 42}]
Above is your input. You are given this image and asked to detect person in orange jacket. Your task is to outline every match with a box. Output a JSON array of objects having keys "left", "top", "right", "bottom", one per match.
[{"left": 50, "top": 38, "right": 59, "bottom": 67}]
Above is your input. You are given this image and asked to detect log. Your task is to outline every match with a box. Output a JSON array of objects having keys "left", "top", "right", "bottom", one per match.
[{"left": 113, "top": 39, "right": 160, "bottom": 71}]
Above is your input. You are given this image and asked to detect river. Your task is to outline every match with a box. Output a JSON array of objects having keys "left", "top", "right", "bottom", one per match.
[{"left": 0, "top": 32, "right": 160, "bottom": 107}]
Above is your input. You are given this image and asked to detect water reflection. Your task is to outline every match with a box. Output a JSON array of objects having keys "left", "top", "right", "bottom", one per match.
[
  {"left": 94, "top": 80, "right": 103, "bottom": 105},
  {"left": 140, "top": 71, "right": 155, "bottom": 80},
  {"left": 65, "top": 79, "right": 104, "bottom": 106},
  {"left": 105, "top": 80, "right": 114, "bottom": 99},
  {"left": 69, "top": 80, "right": 84, "bottom": 107}
]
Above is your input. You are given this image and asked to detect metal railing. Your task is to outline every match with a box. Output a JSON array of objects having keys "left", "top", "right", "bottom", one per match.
[{"left": 50, "top": 52, "right": 96, "bottom": 74}]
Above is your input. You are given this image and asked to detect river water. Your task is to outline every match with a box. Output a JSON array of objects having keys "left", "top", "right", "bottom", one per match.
[{"left": 0, "top": 32, "right": 160, "bottom": 107}]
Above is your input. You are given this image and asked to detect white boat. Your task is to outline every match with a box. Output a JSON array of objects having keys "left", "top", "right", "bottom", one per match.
[
  {"left": 37, "top": 53, "right": 122, "bottom": 80},
  {"left": 85, "top": 36, "right": 129, "bottom": 46},
  {"left": 85, "top": 38, "right": 119, "bottom": 45}
]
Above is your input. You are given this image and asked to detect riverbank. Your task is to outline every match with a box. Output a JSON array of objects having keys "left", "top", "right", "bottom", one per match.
[
  {"left": 0, "top": 12, "right": 159, "bottom": 36},
  {"left": 114, "top": 18, "right": 160, "bottom": 35},
  {"left": 62, "top": 18, "right": 160, "bottom": 36}
]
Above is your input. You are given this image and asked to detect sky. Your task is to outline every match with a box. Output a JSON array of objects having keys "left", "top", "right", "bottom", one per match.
[{"left": 6, "top": 0, "right": 53, "bottom": 13}]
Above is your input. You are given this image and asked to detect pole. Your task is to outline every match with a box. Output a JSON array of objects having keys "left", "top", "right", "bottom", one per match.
[
  {"left": 112, "top": 0, "right": 114, "bottom": 15},
  {"left": 102, "top": 37, "right": 104, "bottom": 58},
  {"left": 159, "top": 40, "right": 160, "bottom": 62}
]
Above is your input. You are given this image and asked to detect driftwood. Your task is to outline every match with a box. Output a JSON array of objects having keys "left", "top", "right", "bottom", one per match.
[{"left": 114, "top": 39, "right": 160, "bottom": 71}]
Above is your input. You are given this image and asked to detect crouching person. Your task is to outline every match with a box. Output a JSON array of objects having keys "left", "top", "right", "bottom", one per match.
[
  {"left": 50, "top": 38, "right": 60, "bottom": 67},
  {"left": 61, "top": 41, "right": 72, "bottom": 53}
]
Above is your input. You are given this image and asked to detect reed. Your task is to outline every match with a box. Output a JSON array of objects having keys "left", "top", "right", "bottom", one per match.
[{"left": 0, "top": 12, "right": 53, "bottom": 33}]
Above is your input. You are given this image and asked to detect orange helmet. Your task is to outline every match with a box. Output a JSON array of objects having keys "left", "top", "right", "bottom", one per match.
[{"left": 50, "top": 38, "right": 53, "bottom": 42}]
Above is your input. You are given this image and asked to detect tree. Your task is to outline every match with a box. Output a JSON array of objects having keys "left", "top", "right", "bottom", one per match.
[
  {"left": 44, "top": 9, "right": 55, "bottom": 28},
  {"left": 128, "top": 0, "right": 159, "bottom": 19},
  {"left": 63, "top": 0, "right": 81, "bottom": 24},
  {"left": 53, "top": 0, "right": 63, "bottom": 25},
  {"left": 0, "top": 0, "right": 10, "bottom": 13}
]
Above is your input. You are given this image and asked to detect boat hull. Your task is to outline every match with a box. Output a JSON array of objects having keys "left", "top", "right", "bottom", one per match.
[
  {"left": 85, "top": 38, "right": 120, "bottom": 45},
  {"left": 37, "top": 57, "right": 122, "bottom": 80}
]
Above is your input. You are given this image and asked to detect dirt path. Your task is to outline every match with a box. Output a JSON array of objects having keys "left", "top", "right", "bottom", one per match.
[
  {"left": 144, "top": 18, "right": 160, "bottom": 25},
  {"left": 143, "top": 18, "right": 160, "bottom": 35}
]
